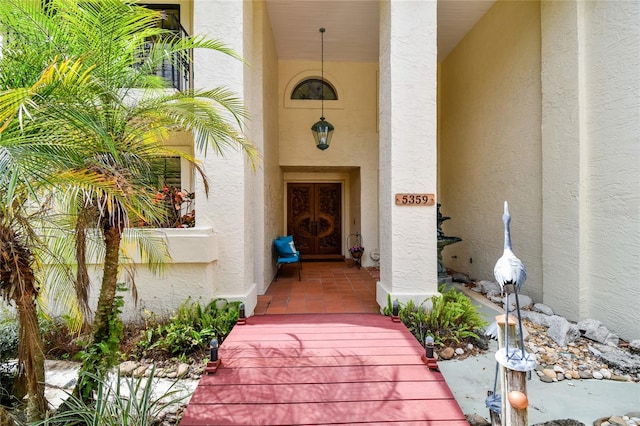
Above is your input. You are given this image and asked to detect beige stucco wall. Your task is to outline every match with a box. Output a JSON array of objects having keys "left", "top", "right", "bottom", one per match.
[
  {"left": 441, "top": 0, "right": 639, "bottom": 340},
  {"left": 251, "top": 1, "right": 282, "bottom": 292},
  {"left": 541, "top": 0, "right": 640, "bottom": 340},
  {"left": 278, "top": 60, "right": 379, "bottom": 264},
  {"left": 578, "top": 1, "right": 640, "bottom": 341},
  {"left": 193, "top": 0, "right": 258, "bottom": 313},
  {"left": 79, "top": 229, "right": 219, "bottom": 321},
  {"left": 439, "top": 1, "right": 543, "bottom": 301}
]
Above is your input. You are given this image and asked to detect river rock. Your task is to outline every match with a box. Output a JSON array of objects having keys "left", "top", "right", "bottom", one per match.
[
  {"left": 133, "top": 365, "right": 148, "bottom": 378},
  {"left": 608, "top": 416, "right": 626, "bottom": 425},
  {"left": 503, "top": 294, "right": 533, "bottom": 312},
  {"left": 577, "top": 318, "right": 620, "bottom": 346},
  {"left": 589, "top": 343, "right": 640, "bottom": 374},
  {"left": 439, "top": 347, "right": 455, "bottom": 360},
  {"left": 532, "top": 303, "right": 554, "bottom": 316},
  {"left": 176, "top": 363, "right": 191, "bottom": 379},
  {"left": 475, "top": 280, "right": 502, "bottom": 297},
  {"left": 521, "top": 310, "right": 552, "bottom": 327},
  {"left": 118, "top": 360, "right": 138, "bottom": 376},
  {"left": 578, "top": 370, "right": 593, "bottom": 379},
  {"left": 547, "top": 316, "right": 580, "bottom": 347},
  {"left": 466, "top": 413, "right": 490, "bottom": 426},
  {"left": 451, "top": 272, "right": 471, "bottom": 284}
]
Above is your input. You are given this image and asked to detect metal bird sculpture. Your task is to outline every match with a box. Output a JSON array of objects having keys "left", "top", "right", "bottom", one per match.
[
  {"left": 485, "top": 201, "right": 535, "bottom": 414},
  {"left": 494, "top": 201, "right": 526, "bottom": 293},
  {"left": 494, "top": 201, "right": 527, "bottom": 359},
  {"left": 485, "top": 201, "right": 527, "bottom": 340}
]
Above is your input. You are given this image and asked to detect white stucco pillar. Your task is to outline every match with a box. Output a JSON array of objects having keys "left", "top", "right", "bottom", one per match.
[
  {"left": 377, "top": 0, "right": 439, "bottom": 308},
  {"left": 192, "top": 0, "right": 257, "bottom": 314}
]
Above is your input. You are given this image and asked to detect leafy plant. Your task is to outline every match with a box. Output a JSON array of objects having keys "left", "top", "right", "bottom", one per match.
[
  {"left": 36, "top": 366, "right": 189, "bottom": 426},
  {"left": 135, "top": 298, "right": 240, "bottom": 358},
  {"left": 146, "top": 186, "right": 195, "bottom": 228},
  {"left": 74, "top": 287, "right": 126, "bottom": 402},
  {"left": 386, "top": 284, "right": 487, "bottom": 347},
  {"left": 0, "top": 318, "right": 18, "bottom": 362}
]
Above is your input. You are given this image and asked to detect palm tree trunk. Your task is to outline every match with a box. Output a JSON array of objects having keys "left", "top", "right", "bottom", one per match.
[
  {"left": 92, "top": 224, "right": 122, "bottom": 345},
  {"left": 16, "top": 291, "right": 46, "bottom": 422},
  {"left": 0, "top": 223, "right": 46, "bottom": 421},
  {"left": 75, "top": 224, "right": 123, "bottom": 401}
]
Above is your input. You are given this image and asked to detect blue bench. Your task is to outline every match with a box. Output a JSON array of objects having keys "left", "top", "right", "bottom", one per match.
[{"left": 274, "top": 236, "right": 301, "bottom": 281}]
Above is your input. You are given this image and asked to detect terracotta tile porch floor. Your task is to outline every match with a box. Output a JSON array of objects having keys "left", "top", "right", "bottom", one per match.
[{"left": 255, "top": 261, "right": 380, "bottom": 315}]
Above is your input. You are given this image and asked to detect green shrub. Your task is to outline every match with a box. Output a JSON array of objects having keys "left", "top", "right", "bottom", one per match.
[
  {"left": 386, "top": 284, "right": 487, "bottom": 347},
  {"left": 135, "top": 298, "right": 240, "bottom": 358},
  {"left": 0, "top": 319, "right": 18, "bottom": 362}
]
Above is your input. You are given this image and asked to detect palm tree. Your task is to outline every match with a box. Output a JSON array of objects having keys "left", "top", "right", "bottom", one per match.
[
  {"left": 0, "top": 51, "right": 106, "bottom": 420},
  {"left": 0, "top": 0, "right": 257, "bottom": 404},
  {"left": 0, "top": 200, "right": 47, "bottom": 420}
]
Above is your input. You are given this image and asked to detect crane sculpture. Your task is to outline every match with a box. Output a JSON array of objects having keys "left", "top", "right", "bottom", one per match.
[
  {"left": 494, "top": 201, "right": 527, "bottom": 359},
  {"left": 485, "top": 201, "right": 536, "bottom": 420}
]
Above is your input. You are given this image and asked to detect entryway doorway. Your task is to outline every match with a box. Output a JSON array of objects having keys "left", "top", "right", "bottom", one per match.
[{"left": 287, "top": 183, "right": 342, "bottom": 260}]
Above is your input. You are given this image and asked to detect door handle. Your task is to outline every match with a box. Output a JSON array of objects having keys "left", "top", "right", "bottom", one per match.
[{"left": 309, "top": 220, "right": 318, "bottom": 236}]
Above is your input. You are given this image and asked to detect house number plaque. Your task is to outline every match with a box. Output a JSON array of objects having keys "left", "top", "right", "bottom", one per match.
[{"left": 395, "top": 193, "right": 435, "bottom": 206}]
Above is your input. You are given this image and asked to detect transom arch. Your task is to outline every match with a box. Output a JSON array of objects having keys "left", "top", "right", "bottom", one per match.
[
  {"left": 291, "top": 79, "right": 337, "bottom": 100},
  {"left": 284, "top": 70, "right": 344, "bottom": 110}
]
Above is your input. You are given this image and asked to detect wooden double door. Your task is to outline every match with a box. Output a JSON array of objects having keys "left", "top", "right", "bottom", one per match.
[{"left": 287, "top": 183, "right": 342, "bottom": 258}]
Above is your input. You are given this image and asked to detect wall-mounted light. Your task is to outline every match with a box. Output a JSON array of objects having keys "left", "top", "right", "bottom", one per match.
[{"left": 310, "top": 27, "right": 334, "bottom": 150}]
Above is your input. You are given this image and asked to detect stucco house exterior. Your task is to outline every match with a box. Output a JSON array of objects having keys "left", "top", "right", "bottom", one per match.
[{"left": 107, "top": 0, "right": 639, "bottom": 341}]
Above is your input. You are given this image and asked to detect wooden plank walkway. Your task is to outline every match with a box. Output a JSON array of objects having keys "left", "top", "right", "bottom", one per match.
[{"left": 180, "top": 314, "right": 467, "bottom": 425}]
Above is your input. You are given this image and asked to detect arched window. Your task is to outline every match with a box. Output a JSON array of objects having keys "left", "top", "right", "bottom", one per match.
[{"left": 291, "top": 78, "right": 338, "bottom": 100}]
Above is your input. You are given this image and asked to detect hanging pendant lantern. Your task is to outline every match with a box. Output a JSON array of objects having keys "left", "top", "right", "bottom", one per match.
[{"left": 310, "top": 27, "right": 334, "bottom": 150}]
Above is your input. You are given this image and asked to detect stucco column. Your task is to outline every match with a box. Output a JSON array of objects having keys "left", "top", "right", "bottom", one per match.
[
  {"left": 192, "top": 0, "right": 257, "bottom": 314},
  {"left": 377, "top": 0, "right": 439, "bottom": 308},
  {"left": 541, "top": 1, "right": 640, "bottom": 340},
  {"left": 540, "top": 0, "right": 585, "bottom": 322}
]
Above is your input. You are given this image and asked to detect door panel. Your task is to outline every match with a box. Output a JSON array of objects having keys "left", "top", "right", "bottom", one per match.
[{"left": 287, "top": 183, "right": 341, "bottom": 256}]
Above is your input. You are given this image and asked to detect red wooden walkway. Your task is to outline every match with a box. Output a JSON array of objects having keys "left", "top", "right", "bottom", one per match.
[{"left": 180, "top": 313, "right": 467, "bottom": 425}]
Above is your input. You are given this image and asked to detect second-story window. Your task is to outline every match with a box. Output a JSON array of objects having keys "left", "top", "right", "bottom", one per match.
[{"left": 141, "top": 4, "right": 191, "bottom": 91}]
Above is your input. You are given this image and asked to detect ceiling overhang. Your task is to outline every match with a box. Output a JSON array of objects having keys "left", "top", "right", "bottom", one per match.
[{"left": 266, "top": 0, "right": 496, "bottom": 63}]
